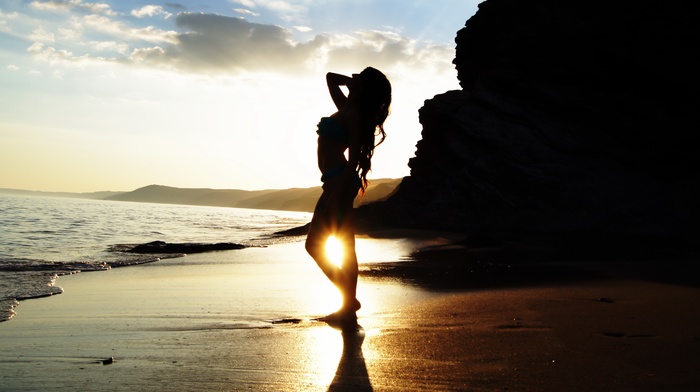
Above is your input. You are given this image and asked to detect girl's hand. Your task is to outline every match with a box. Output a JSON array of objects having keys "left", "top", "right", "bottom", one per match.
[{"left": 327, "top": 72, "right": 351, "bottom": 86}]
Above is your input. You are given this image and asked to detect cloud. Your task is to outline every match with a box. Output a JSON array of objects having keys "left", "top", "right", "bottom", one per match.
[
  {"left": 0, "top": 9, "right": 19, "bottom": 32},
  {"left": 234, "top": 8, "right": 260, "bottom": 17},
  {"left": 165, "top": 3, "right": 187, "bottom": 11},
  {"left": 325, "top": 30, "right": 454, "bottom": 72},
  {"left": 262, "top": 0, "right": 309, "bottom": 23},
  {"left": 128, "top": 46, "right": 166, "bottom": 66},
  {"left": 29, "top": 1, "right": 67, "bottom": 12},
  {"left": 138, "top": 12, "right": 328, "bottom": 73},
  {"left": 232, "top": 0, "right": 309, "bottom": 23},
  {"left": 255, "top": 0, "right": 305, "bottom": 14},
  {"left": 129, "top": 13, "right": 453, "bottom": 76},
  {"left": 29, "top": 0, "right": 118, "bottom": 16},
  {"left": 29, "top": 26, "right": 56, "bottom": 42},
  {"left": 7, "top": 64, "right": 20, "bottom": 71},
  {"left": 87, "top": 40, "right": 129, "bottom": 54},
  {"left": 81, "top": 14, "right": 177, "bottom": 44},
  {"left": 21, "top": 10, "right": 453, "bottom": 79},
  {"left": 27, "top": 42, "right": 87, "bottom": 66},
  {"left": 0, "top": 10, "right": 19, "bottom": 18},
  {"left": 58, "top": 23, "right": 82, "bottom": 40},
  {"left": 231, "top": 0, "right": 257, "bottom": 8},
  {"left": 131, "top": 5, "right": 173, "bottom": 19}
]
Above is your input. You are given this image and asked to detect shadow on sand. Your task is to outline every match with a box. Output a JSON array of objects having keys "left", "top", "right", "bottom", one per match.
[
  {"left": 360, "top": 234, "right": 700, "bottom": 291},
  {"left": 327, "top": 324, "right": 372, "bottom": 392}
]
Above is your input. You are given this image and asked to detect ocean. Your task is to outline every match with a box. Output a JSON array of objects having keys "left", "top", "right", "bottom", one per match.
[{"left": 0, "top": 193, "right": 315, "bottom": 322}]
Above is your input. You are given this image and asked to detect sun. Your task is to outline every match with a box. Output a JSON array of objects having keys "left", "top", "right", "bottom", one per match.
[{"left": 325, "top": 235, "right": 344, "bottom": 268}]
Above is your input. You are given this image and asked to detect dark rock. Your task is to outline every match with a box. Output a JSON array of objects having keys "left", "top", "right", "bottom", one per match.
[
  {"left": 273, "top": 223, "right": 310, "bottom": 236},
  {"left": 127, "top": 241, "right": 245, "bottom": 254},
  {"left": 361, "top": 0, "right": 700, "bottom": 247}
]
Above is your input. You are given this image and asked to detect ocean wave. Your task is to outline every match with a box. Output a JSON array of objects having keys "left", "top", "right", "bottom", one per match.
[
  {"left": 0, "top": 257, "right": 111, "bottom": 272},
  {"left": 0, "top": 298, "right": 18, "bottom": 321},
  {"left": 0, "top": 270, "right": 65, "bottom": 322}
]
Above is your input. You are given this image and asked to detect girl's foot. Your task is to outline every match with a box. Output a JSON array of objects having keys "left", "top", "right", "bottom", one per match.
[
  {"left": 318, "top": 308, "right": 358, "bottom": 329},
  {"left": 348, "top": 298, "right": 361, "bottom": 312},
  {"left": 317, "top": 298, "right": 360, "bottom": 326},
  {"left": 319, "top": 309, "right": 357, "bottom": 322}
]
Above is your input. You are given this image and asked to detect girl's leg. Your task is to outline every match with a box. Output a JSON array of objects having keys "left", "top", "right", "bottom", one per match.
[
  {"left": 306, "top": 187, "right": 361, "bottom": 317},
  {"left": 335, "top": 207, "right": 360, "bottom": 312},
  {"left": 305, "top": 196, "right": 341, "bottom": 286},
  {"left": 327, "top": 180, "right": 364, "bottom": 314}
]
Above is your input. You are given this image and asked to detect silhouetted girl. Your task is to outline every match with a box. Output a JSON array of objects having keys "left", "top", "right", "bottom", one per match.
[{"left": 305, "top": 67, "right": 391, "bottom": 322}]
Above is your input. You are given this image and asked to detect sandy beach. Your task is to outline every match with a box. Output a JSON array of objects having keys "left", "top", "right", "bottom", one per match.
[{"left": 1, "top": 238, "right": 700, "bottom": 391}]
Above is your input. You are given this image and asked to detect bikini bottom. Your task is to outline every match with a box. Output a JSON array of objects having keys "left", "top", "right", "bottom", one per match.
[{"left": 320, "top": 164, "right": 361, "bottom": 187}]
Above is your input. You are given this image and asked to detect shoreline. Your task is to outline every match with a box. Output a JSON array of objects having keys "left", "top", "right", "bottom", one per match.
[{"left": 1, "top": 239, "right": 699, "bottom": 390}]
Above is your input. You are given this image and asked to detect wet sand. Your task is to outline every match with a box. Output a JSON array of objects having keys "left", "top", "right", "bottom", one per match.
[{"left": 1, "top": 239, "right": 700, "bottom": 391}]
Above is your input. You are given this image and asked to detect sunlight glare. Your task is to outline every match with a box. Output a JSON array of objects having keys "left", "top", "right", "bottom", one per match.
[{"left": 325, "top": 236, "right": 344, "bottom": 268}]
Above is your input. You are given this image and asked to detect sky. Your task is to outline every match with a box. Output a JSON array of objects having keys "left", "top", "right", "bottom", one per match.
[{"left": 0, "top": 0, "right": 480, "bottom": 192}]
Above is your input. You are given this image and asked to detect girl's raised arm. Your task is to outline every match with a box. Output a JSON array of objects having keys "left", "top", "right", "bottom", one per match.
[{"left": 326, "top": 72, "right": 351, "bottom": 110}]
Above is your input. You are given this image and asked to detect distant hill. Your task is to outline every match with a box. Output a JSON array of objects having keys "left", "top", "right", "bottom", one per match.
[
  {"left": 1, "top": 179, "right": 402, "bottom": 212},
  {"left": 104, "top": 178, "right": 402, "bottom": 212},
  {"left": 0, "top": 188, "right": 122, "bottom": 200}
]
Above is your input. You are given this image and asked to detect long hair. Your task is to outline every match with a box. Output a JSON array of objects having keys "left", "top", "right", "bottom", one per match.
[{"left": 355, "top": 67, "right": 391, "bottom": 194}]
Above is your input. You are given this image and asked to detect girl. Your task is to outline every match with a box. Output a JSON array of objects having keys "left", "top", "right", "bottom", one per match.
[{"left": 305, "top": 67, "right": 392, "bottom": 322}]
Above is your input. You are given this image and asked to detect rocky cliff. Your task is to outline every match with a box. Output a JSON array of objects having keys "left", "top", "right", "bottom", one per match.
[{"left": 363, "top": 0, "right": 699, "bottom": 245}]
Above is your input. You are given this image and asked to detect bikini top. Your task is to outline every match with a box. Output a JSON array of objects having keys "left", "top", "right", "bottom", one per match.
[{"left": 316, "top": 116, "right": 349, "bottom": 145}]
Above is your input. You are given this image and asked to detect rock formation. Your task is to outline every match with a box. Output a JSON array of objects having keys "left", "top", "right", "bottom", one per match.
[
  {"left": 362, "top": 0, "right": 699, "bottom": 245},
  {"left": 126, "top": 241, "right": 246, "bottom": 254}
]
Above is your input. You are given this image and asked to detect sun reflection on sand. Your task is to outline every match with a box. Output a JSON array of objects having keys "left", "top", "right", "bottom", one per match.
[
  {"left": 295, "top": 323, "right": 373, "bottom": 390},
  {"left": 306, "top": 282, "right": 343, "bottom": 315},
  {"left": 299, "top": 326, "right": 345, "bottom": 387}
]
